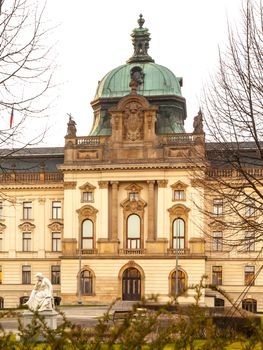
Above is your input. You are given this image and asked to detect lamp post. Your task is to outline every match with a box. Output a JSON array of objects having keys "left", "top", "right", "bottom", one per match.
[{"left": 175, "top": 219, "right": 179, "bottom": 296}]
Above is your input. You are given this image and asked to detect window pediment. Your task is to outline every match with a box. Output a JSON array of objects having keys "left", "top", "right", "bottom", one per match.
[
  {"left": 79, "top": 182, "right": 96, "bottom": 191},
  {"left": 168, "top": 204, "right": 190, "bottom": 217},
  {"left": 170, "top": 181, "right": 188, "bottom": 190},
  {"left": 18, "top": 222, "right": 35, "bottom": 231},
  {"left": 77, "top": 205, "right": 98, "bottom": 219},
  {"left": 121, "top": 198, "right": 146, "bottom": 212},
  {"left": 48, "top": 221, "right": 64, "bottom": 232},
  {"left": 125, "top": 183, "right": 143, "bottom": 192}
]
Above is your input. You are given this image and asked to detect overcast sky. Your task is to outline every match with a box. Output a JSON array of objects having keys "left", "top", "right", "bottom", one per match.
[{"left": 42, "top": 0, "right": 243, "bottom": 146}]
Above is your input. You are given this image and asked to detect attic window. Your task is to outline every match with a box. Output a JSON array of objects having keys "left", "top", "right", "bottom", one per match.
[{"left": 129, "top": 192, "right": 139, "bottom": 201}]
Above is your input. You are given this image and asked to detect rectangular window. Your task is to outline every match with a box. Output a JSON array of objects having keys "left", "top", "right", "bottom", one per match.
[
  {"left": 83, "top": 192, "right": 93, "bottom": 202},
  {"left": 0, "top": 266, "right": 2, "bottom": 284},
  {"left": 129, "top": 192, "right": 139, "bottom": 201},
  {"left": 52, "top": 232, "right": 61, "bottom": 251},
  {"left": 245, "top": 199, "right": 255, "bottom": 217},
  {"left": 174, "top": 190, "right": 185, "bottom": 200},
  {"left": 51, "top": 265, "right": 60, "bottom": 285},
  {"left": 244, "top": 232, "right": 255, "bottom": 251},
  {"left": 0, "top": 202, "right": 2, "bottom": 219},
  {"left": 213, "top": 199, "right": 223, "bottom": 215},
  {"left": 0, "top": 233, "right": 2, "bottom": 251},
  {"left": 212, "top": 266, "right": 222, "bottom": 285},
  {"left": 212, "top": 231, "right": 223, "bottom": 251},
  {"left": 245, "top": 266, "right": 255, "bottom": 286},
  {"left": 23, "top": 202, "right": 32, "bottom": 220},
  {"left": 22, "top": 232, "right": 31, "bottom": 251},
  {"left": 22, "top": 265, "right": 31, "bottom": 284},
  {"left": 52, "top": 201, "right": 62, "bottom": 219}
]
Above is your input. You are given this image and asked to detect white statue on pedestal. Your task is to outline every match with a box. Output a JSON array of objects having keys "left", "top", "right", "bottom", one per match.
[{"left": 24, "top": 272, "right": 53, "bottom": 312}]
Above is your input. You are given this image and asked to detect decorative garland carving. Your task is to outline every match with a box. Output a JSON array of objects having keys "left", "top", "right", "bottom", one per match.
[
  {"left": 18, "top": 221, "right": 36, "bottom": 231},
  {"left": 48, "top": 221, "right": 64, "bottom": 232},
  {"left": 0, "top": 223, "right": 6, "bottom": 232}
]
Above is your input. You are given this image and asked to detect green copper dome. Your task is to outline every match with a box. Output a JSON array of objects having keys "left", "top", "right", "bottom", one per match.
[
  {"left": 89, "top": 15, "right": 187, "bottom": 137},
  {"left": 94, "top": 62, "right": 182, "bottom": 99}
]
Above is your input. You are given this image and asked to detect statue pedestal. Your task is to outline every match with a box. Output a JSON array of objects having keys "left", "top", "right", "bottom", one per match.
[{"left": 22, "top": 309, "right": 59, "bottom": 330}]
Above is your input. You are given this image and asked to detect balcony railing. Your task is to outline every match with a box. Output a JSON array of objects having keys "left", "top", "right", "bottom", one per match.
[
  {"left": 80, "top": 249, "right": 98, "bottom": 255},
  {"left": 167, "top": 248, "right": 190, "bottom": 255},
  {"left": 207, "top": 168, "right": 263, "bottom": 178},
  {"left": 160, "top": 133, "right": 195, "bottom": 145},
  {"left": 119, "top": 248, "right": 146, "bottom": 255},
  {"left": 76, "top": 137, "right": 100, "bottom": 146},
  {"left": 0, "top": 172, "right": 63, "bottom": 184}
]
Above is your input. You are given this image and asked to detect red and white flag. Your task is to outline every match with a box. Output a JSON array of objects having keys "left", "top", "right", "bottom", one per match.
[{"left": 10, "top": 107, "right": 14, "bottom": 128}]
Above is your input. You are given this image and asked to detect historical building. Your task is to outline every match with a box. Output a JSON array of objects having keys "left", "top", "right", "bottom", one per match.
[{"left": 0, "top": 15, "right": 262, "bottom": 312}]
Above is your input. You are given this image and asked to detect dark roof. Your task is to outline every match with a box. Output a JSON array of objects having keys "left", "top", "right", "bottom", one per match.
[{"left": 0, "top": 147, "right": 64, "bottom": 173}]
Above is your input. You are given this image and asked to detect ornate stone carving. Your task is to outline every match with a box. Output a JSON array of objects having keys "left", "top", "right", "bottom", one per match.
[
  {"left": 18, "top": 222, "right": 36, "bottom": 231},
  {"left": 123, "top": 102, "right": 144, "bottom": 141},
  {"left": 0, "top": 223, "right": 6, "bottom": 232},
  {"left": 170, "top": 181, "right": 188, "bottom": 190},
  {"left": 168, "top": 204, "right": 190, "bottom": 217},
  {"left": 38, "top": 198, "right": 46, "bottom": 204},
  {"left": 64, "top": 182, "right": 77, "bottom": 189},
  {"left": 79, "top": 182, "right": 96, "bottom": 190},
  {"left": 77, "top": 205, "right": 98, "bottom": 218},
  {"left": 157, "top": 180, "right": 168, "bottom": 188},
  {"left": 48, "top": 222, "right": 63, "bottom": 232},
  {"left": 98, "top": 181, "right": 109, "bottom": 189}
]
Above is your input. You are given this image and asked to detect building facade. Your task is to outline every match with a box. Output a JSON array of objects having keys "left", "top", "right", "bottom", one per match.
[{"left": 0, "top": 16, "right": 262, "bottom": 312}]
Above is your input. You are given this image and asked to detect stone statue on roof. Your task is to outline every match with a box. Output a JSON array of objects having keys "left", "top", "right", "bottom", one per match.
[
  {"left": 66, "top": 114, "right": 77, "bottom": 137},
  {"left": 193, "top": 109, "right": 204, "bottom": 134}
]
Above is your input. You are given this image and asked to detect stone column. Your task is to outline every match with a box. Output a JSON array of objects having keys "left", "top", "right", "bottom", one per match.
[
  {"left": 111, "top": 181, "right": 119, "bottom": 241},
  {"left": 157, "top": 180, "right": 168, "bottom": 239},
  {"left": 147, "top": 180, "right": 155, "bottom": 241},
  {"left": 98, "top": 181, "right": 109, "bottom": 239}
]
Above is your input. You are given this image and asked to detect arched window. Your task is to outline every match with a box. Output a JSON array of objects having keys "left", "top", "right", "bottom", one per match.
[
  {"left": 81, "top": 220, "right": 94, "bottom": 250},
  {"left": 80, "top": 270, "right": 93, "bottom": 295},
  {"left": 172, "top": 218, "right": 185, "bottom": 250},
  {"left": 127, "top": 214, "right": 141, "bottom": 249},
  {"left": 171, "top": 269, "right": 186, "bottom": 295},
  {"left": 242, "top": 298, "right": 257, "bottom": 313}
]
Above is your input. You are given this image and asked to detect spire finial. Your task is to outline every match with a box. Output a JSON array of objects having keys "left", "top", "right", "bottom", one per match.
[
  {"left": 127, "top": 15, "right": 154, "bottom": 63},
  {"left": 138, "top": 14, "right": 145, "bottom": 28}
]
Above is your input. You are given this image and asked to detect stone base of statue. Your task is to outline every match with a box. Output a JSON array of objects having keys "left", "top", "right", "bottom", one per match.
[{"left": 22, "top": 309, "right": 59, "bottom": 330}]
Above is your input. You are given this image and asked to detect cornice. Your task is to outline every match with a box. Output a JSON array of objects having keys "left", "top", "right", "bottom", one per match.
[
  {"left": 0, "top": 183, "right": 64, "bottom": 190},
  {"left": 60, "top": 162, "right": 205, "bottom": 172}
]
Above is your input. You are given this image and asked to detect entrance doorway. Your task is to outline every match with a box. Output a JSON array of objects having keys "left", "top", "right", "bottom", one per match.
[{"left": 122, "top": 267, "right": 141, "bottom": 301}]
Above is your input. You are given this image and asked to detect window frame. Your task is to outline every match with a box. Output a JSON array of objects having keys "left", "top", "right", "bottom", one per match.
[
  {"left": 172, "top": 218, "right": 185, "bottom": 250},
  {"left": 52, "top": 232, "right": 61, "bottom": 252},
  {"left": 22, "top": 265, "right": 31, "bottom": 284},
  {"left": 213, "top": 199, "right": 223, "bottom": 216},
  {"left": 23, "top": 202, "right": 32, "bottom": 220},
  {"left": 212, "top": 231, "right": 223, "bottom": 251},
  {"left": 127, "top": 214, "right": 141, "bottom": 249},
  {"left": 244, "top": 265, "right": 255, "bottom": 286},
  {"left": 82, "top": 191, "right": 93, "bottom": 203},
  {"left": 244, "top": 231, "right": 255, "bottom": 252},
  {"left": 212, "top": 266, "right": 222, "bottom": 285},
  {"left": 80, "top": 270, "right": 93, "bottom": 295},
  {"left": 81, "top": 219, "right": 94, "bottom": 250},
  {"left": 51, "top": 265, "right": 60, "bottom": 284},
  {"left": 174, "top": 190, "right": 185, "bottom": 201},
  {"left": 52, "top": 201, "right": 62, "bottom": 219},
  {"left": 171, "top": 269, "right": 187, "bottom": 295},
  {"left": 22, "top": 232, "right": 31, "bottom": 252}
]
